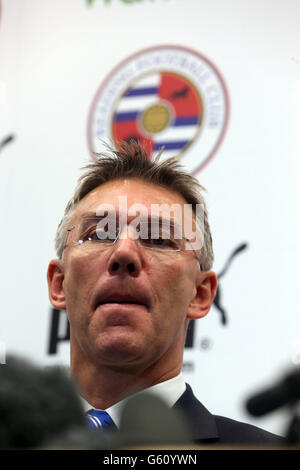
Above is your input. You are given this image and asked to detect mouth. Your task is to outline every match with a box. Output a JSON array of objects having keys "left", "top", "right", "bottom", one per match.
[
  {"left": 101, "top": 301, "right": 146, "bottom": 309},
  {"left": 103, "top": 300, "right": 143, "bottom": 304},
  {"left": 94, "top": 293, "right": 149, "bottom": 310}
]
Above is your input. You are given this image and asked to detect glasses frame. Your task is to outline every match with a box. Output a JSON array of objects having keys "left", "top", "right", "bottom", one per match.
[{"left": 66, "top": 222, "right": 202, "bottom": 270}]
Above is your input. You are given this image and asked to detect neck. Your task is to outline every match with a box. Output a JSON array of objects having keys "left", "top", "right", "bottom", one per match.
[{"left": 70, "top": 346, "right": 183, "bottom": 410}]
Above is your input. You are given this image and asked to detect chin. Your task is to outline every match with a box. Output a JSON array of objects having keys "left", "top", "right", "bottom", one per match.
[{"left": 94, "top": 330, "right": 148, "bottom": 365}]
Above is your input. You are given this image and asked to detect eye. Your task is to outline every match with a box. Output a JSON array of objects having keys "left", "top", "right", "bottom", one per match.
[
  {"left": 81, "top": 226, "right": 118, "bottom": 243},
  {"left": 141, "top": 237, "right": 179, "bottom": 250}
]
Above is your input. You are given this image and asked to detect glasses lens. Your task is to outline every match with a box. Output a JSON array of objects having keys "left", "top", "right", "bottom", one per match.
[
  {"left": 77, "top": 217, "right": 118, "bottom": 245},
  {"left": 71, "top": 216, "right": 188, "bottom": 252},
  {"left": 137, "top": 220, "right": 185, "bottom": 251}
]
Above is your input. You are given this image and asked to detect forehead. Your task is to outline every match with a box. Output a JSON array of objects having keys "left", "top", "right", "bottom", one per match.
[{"left": 72, "top": 178, "right": 189, "bottom": 221}]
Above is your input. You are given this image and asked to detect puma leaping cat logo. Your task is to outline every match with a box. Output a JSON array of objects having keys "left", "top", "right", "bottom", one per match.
[
  {"left": 0, "top": 134, "right": 15, "bottom": 155},
  {"left": 213, "top": 242, "right": 249, "bottom": 325}
]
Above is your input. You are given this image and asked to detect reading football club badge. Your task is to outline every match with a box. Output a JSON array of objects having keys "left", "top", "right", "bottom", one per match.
[{"left": 87, "top": 45, "right": 229, "bottom": 175}]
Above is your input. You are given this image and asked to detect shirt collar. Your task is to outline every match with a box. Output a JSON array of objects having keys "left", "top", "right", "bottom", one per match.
[{"left": 82, "top": 372, "right": 186, "bottom": 428}]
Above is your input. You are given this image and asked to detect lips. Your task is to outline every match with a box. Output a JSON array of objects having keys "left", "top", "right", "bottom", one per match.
[{"left": 93, "top": 291, "right": 149, "bottom": 310}]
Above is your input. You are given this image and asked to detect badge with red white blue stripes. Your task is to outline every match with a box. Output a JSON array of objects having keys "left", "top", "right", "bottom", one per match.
[{"left": 87, "top": 46, "right": 229, "bottom": 175}]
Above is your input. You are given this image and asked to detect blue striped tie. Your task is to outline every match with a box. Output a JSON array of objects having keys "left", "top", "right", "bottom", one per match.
[{"left": 87, "top": 409, "right": 117, "bottom": 431}]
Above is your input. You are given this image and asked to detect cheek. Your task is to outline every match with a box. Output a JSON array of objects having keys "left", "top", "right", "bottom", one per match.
[
  {"left": 152, "top": 260, "right": 195, "bottom": 311},
  {"left": 63, "top": 253, "right": 99, "bottom": 310}
]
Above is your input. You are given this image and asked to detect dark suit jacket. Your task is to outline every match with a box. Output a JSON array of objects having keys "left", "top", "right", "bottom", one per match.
[{"left": 173, "top": 384, "right": 285, "bottom": 445}]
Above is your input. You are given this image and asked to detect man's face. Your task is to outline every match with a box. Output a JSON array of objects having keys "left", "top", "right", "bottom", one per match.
[{"left": 48, "top": 179, "right": 216, "bottom": 374}]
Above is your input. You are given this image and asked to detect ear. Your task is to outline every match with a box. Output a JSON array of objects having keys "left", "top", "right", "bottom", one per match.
[
  {"left": 47, "top": 259, "right": 66, "bottom": 310},
  {"left": 187, "top": 270, "right": 217, "bottom": 320}
]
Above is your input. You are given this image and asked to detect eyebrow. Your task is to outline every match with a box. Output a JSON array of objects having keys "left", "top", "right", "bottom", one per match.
[
  {"left": 79, "top": 211, "right": 99, "bottom": 220},
  {"left": 76, "top": 212, "right": 180, "bottom": 227}
]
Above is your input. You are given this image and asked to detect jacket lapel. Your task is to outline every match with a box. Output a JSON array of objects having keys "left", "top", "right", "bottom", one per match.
[{"left": 173, "top": 383, "right": 219, "bottom": 442}]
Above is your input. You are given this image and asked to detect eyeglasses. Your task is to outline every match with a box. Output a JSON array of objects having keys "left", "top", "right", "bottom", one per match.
[{"left": 66, "top": 216, "right": 202, "bottom": 269}]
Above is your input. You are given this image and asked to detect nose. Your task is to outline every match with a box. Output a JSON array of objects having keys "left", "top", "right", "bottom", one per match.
[{"left": 107, "top": 227, "right": 143, "bottom": 277}]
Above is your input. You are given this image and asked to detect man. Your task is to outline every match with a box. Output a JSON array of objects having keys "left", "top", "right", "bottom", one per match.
[{"left": 47, "top": 141, "right": 284, "bottom": 446}]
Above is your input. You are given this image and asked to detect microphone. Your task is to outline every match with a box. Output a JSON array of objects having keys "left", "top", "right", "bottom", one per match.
[
  {"left": 246, "top": 368, "right": 300, "bottom": 417},
  {"left": 0, "top": 354, "right": 90, "bottom": 449},
  {"left": 118, "top": 392, "right": 194, "bottom": 447}
]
